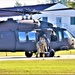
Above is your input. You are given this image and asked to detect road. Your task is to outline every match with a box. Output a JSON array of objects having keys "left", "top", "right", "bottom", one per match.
[{"left": 0, "top": 55, "right": 75, "bottom": 61}]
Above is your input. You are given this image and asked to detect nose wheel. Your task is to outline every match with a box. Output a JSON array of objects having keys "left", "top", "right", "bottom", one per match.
[
  {"left": 25, "top": 51, "right": 33, "bottom": 57},
  {"left": 49, "top": 49, "right": 55, "bottom": 57}
]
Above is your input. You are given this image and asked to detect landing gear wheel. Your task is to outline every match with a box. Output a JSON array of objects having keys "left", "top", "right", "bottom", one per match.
[
  {"left": 49, "top": 49, "right": 55, "bottom": 57},
  {"left": 45, "top": 49, "right": 55, "bottom": 57},
  {"left": 25, "top": 51, "right": 33, "bottom": 57}
]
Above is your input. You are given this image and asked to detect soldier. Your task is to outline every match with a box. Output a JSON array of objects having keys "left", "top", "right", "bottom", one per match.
[
  {"left": 36, "top": 36, "right": 48, "bottom": 57},
  {"left": 40, "top": 36, "right": 48, "bottom": 52}
]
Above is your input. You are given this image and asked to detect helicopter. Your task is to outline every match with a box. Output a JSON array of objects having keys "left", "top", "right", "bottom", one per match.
[{"left": 0, "top": 6, "right": 74, "bottom": 57}]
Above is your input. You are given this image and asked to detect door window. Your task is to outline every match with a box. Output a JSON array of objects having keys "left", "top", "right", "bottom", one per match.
[
  {"left": 64, "top": 31, "right": 72, "bottom": 39},
  {"left": 42, "top": 17, "right": 48, "bottom": 22},
  {"left": 18, "top": 32, "right": 26, "bottom": 42},
  {"left": 51, "top": 31, "right": 57, "bottom": 41},
  {"left": 58, "top": 31, "right": 62, "bottom": 41},
  {"left": 28, "top": 31, "right": 36, "bottom": 41},
  {"left": 70, "top": 17, "right": 75, "bottom": 25},
  {"left": 56, "top": 17, "right": 62, "bottom": 27}
]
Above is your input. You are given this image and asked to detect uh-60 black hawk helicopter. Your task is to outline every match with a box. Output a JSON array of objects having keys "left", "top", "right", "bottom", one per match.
[{"left": 0, "top": 6, "right": 74, "bottom": 57}]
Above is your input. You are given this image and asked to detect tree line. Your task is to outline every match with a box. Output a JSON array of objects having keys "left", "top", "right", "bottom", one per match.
[
  {"left": 14, "top": 0, "right": 75, "bottom": 8},
  {"left": 67, "top": 1, "right": 75, "bottom": 8}
]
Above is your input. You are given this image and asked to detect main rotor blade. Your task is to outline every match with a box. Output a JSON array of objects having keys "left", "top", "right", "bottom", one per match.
[
  {"left": 0, "top": 7, "right": 74, "bottom": 17},
  {"left": 0, "top": 8, "right": 41, "bottom": 14}
]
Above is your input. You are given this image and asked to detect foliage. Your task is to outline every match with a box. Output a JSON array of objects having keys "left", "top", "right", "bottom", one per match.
[
  {"left": 14, "top": 1, "right": 22, "bottom": 7},
  {"left": 0, "top": 60, "right": 75, "bottom": 75},
  {"left": 55, "top": 50, "right": 75, "bottom": 55},
  {"left": 0, "top": 52, "right": 25, "bottom": 56},
  {"left": 37, "top": 0, "right": 50, "bottom": 4},
  {"left": 0, "top": 50, "right": 75, "bottom": 56},
  {"left": 67, "top": 1, "right": 75, "bottom": 8},
  {"left": 0, "top": 50, "right": 75, "bottom": 74}
]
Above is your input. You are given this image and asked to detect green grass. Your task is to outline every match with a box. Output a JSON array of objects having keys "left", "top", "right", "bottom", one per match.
[
  {"left": 0, "top": 49, "right": 75, "bottom": 56},
  {"left": 0, "top": 60, "right": 75, "bottom": 75},
  {"left": 55, "top": 49, "right": 75, "bottom": 55},
  {"left": 0, "top": 52, "right": 25, "bottom": 56},
  {"left": 0, "top": 50, "right": 75, "bottom": 75}
]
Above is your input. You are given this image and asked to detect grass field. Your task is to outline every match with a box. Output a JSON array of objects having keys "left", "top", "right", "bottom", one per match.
[
  {"left": 0, "top": 49, "right": 75, "bottom": 56},
  {"left": 0, "top": 59, "right": 75, "bottom": 75},
  {"left": 0, "top": 52, "right": 25, "bottom": 56},
  {"left": 55, "top": 49, "right": 75, "bottom": 55},
  {"left": 0, "top": 49, "right": 75, "bottom": 75}
]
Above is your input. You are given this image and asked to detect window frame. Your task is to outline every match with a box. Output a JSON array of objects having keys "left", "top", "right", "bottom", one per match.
[
  {"left": 51, "top": 31, "right": 57, "bottom": 42},
  {"left": 42, "top": 17, "right": 48, "bottom": 22},
  {"left": 28, "top": 31, "right": 36, "bottom": 41},
  {"left": 56, "top": 17, "right": 62, "bottom": 27},
  {"left": 70, "top": 17, "right": 75, "bottom": 25},
  {"left": 18, "top": 32, "right": 26, "bottom": 42},
  {"left": 64, "top": 31, "right": 72, "bottom": 39},
  {"left": 58, "top": 31, "right": 62, "bottom": 41}
]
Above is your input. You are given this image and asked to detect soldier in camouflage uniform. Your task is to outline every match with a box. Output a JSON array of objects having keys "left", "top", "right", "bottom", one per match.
[{"left": 36, "top": 36, "right": 48, "bottom": 57}]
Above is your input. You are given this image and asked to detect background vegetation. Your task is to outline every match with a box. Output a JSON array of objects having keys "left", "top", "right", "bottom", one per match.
[{"left": 14, "top": 0, "right": 75, "bottom": 8}]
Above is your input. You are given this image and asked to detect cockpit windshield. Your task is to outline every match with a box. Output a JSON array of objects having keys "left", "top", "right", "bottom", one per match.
[{"left": 64, "top": 30, "right": 72, "bottom": 39}]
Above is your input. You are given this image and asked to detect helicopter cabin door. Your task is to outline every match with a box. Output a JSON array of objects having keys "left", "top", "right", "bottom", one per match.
[
  {"left": 16, "top": 31, "right": 36, "bottom": 51},
  {"left": 0, "top": 31, "right": 15, "bottom": 51}
]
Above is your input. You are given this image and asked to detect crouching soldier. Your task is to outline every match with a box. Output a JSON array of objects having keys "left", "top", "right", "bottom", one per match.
[{"left": 36, "top": 36, "right": 48, "bottom": 57}]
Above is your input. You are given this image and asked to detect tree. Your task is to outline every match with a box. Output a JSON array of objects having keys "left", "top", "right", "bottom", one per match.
[
  {"left": 14, "top": 1, "right": 22, "bottom": 7},
  {"left": 67, "top": 1, "right": 75, "bottom": 8},
  {"left": 37, "top": 0, "right": 50, "bottom": 4}
]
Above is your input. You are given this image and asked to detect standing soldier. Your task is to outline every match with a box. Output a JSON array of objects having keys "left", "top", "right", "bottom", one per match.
[{"left": 36, "top": 36, "right": 48, "bottom": 57}]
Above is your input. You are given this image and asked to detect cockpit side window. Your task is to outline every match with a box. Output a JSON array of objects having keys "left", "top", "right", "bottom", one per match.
[
  {"left": 58, "top": 31, "right": 62, "bottom": 41},
  {"left": 18, "top": 32, "right": 26, "bottom": 42},
  {"left": 28, "top": 31, "right": 36, "bottom": 41},
  {"left": 51, "top": 31, "right": 57, "bottom": 41},
  {"left": 64, "top": 31, "right": 72, "bottom": 39}
]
